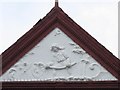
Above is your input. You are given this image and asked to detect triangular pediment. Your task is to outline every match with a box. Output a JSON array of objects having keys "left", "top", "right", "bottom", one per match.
[
  {"left": 1, "top": 1, "right": 120, "bottom": 89},
  {"left": 0, "top": 28, "right": 117, "bottom": 81}
]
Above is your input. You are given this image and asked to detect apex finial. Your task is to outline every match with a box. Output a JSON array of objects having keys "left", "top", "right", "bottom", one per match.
[{"left": 55, "top": 0, "right": 59, "bottom": 7}]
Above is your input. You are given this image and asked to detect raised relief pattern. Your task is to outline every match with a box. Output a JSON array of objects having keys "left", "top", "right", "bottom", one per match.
[{"left": 0, "top": 28, "right": 117, "bottom": 81}]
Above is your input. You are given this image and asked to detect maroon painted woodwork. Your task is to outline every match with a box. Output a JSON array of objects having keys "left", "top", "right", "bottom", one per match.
[
  {"left": 0, "top": 1, "right": 120, "bottom": 89},
  {"left": 2, "top": 81, "right": 119, "bottom": 89}
]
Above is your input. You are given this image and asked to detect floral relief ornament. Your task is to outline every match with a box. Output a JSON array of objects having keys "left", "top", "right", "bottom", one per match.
[{"left": 4, "top": 42, "right": 110, "bottom": 81}]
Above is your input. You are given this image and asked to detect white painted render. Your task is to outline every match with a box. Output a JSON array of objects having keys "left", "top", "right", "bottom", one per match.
[{"left": 0, "top": 28, "right": 117, "bottom": 82}]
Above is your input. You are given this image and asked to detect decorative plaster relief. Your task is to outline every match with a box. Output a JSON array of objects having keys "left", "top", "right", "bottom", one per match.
[
  {"left": 69, "top": 42, "right": 86, "bottom": 55},
  {"left": 54, "top": 29, "right": 61, "bottom": 36},
  {"left": 0, "top": 28, "right": 117, "bottom": 82}
]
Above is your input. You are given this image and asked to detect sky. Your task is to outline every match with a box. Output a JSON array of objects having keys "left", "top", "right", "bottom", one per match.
[{"left": 0, "top": 0, "right": 119, "bottom": 57}]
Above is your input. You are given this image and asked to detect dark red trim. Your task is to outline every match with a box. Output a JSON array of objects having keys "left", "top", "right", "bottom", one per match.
[
  {"left": 0, "top": 4, "right": 120, "bottom": 89},
  {"left": 1, "top": 81, "right": 119, "bottom": 89}
]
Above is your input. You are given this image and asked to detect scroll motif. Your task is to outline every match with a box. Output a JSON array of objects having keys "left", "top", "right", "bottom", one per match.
[{"left": 3, "top": 42, "right": 113, "bottom": 81}]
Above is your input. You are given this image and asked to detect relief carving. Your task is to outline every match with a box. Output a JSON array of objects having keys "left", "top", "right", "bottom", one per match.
[
  {"left": 1, "top": 41, "right": 116, "bottom": 81},
  {"left": 50, "top": 44, "right": 77, "bottom": 71},
  {"left": 32, "top": 62, "right": 45, "bottom": 78},
  {"left": 8, "top": 69, "right": 16, "bottom": 80},
  {"left": 54, "top": 29, "right": 61, "bottom": 36},
  {"left": 69, "top": 42, "right": 86, "bottom": 55}
]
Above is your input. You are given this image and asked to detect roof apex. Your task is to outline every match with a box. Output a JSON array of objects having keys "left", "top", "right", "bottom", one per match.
[{"left": 55, "top": 0, "right": 59, "bottom": 7}]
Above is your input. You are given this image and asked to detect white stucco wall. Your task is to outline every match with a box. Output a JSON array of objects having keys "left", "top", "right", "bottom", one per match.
[{"left": 0, "top": 28, "right": 117, "bottom": 82}]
